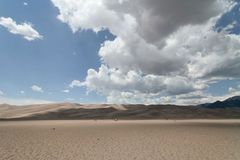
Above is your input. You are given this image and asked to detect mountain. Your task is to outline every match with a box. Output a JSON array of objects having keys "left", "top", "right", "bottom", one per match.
[
  {"left": 1, "top": 102, "right": 240, "bottom": 120},
  {"left": 200, "top": 96, "right": 240, "bottom": 109},
  {"left": 225, "top": 96, "right": 240, "bottom": 101}
]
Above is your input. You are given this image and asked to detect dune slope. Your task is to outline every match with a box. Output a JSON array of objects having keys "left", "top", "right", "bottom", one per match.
[{"left": 1, "top": 103, "right": 240, "bottom": 120}]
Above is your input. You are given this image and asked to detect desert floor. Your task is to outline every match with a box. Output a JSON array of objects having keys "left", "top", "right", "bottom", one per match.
[{"left": 0, "top": 120, "right": 240, "bottom": 160}]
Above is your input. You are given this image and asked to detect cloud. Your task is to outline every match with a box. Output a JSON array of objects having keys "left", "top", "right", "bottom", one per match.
[
  {"left": 66, "top": 98, "right": 75, "bottom": 101},
  {"left": 31, "top": 85, "right": 43, "bottom": 93},
  {"left": 0, "top": 97, "right": 53, "bottom": 105},
  {"left": 23, "top": 2, "right": 28, "bottom": 6},
  {"left": 62, "top": 89, "right": 70, "bottom": 93},
  {"left": 176, "top": 87, "right": 240, "bottom": 105},
  {"left": 52, "top": 0, "right": 240, "bottom": 104},
  {"left": 0, "top": 91, "right": 52, "bottom": 106},
  {"left": 0, "top": 17, "right": 43, "bottom": 41},
  {"left": 69, "top": 80, "right": 83, "bottom": 88},
  {"left": 84, "top": 65, "right": 204, "bottom": 95},
  {"left": 228, "top": 87, "right": 237, "bottom": 93},
  {"left": 20, "top": 91, "right": 25, "bottom": 95},
  {"left": 105, "top": 0, "right": 230, "bottom": 45}
]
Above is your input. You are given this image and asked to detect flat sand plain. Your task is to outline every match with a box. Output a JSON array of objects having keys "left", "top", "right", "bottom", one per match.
[{"left": 0, "top": 120, "right": 240, "bottom": 160}]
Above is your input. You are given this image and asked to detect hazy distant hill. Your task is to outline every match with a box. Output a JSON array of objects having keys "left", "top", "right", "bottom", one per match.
[
  {"left": 199, "top": 96, "right": 240, "bottom": 109},
  {"left": 1, "top": 97, "right": 240, "bottom": 120}
]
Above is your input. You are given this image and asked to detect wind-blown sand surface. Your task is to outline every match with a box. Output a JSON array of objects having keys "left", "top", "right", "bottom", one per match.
[
  {"left": 0, "top": 120, "right": 240, "bottom": 160},
  {"left": 1, "top": 103, "right": 240, "bottom": 120}
]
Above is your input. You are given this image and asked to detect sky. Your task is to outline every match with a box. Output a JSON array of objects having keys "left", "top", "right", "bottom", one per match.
[{"left": 0, "top": 0, "right": 240, "bottom": 105}]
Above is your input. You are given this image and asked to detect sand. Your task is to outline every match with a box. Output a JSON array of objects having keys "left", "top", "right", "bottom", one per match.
[
  {"left": 0, "top": 120, "right": 240, "bottom": 160},
  {"left": 0, "top": 103, "right": 127, "bottom": 119}
]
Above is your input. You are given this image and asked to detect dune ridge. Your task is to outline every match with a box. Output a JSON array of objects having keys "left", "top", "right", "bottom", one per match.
[{"left": 0, "top": 103, "right": 240, "bottom": 120}]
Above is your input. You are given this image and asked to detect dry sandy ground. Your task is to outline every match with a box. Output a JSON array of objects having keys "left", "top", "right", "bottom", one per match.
[{"left": 0, "top": 120, "right": 240, "bottom": 160}]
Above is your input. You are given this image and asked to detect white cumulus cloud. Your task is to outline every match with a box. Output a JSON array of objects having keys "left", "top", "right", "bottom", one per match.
[
  {"left": 52, "top": 0, "right": 239, "bottom": 104},
  {"left": 62, "top": 89, "right": 70, "bottom": 93},
  {"left": 69, "top": 80, "right": 83, "bottom": 88},
  {"left": 31, "top": 85, "right": 43, "bottom": 93},
  {"left": 0, "top": 17, "right": 43, "bottom": 41}
]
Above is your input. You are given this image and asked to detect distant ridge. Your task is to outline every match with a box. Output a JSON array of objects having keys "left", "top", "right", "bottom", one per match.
[
  {"left": 1, "top": 98, "right": 240, "bottom": 120},
  {"left": 199, "top": 96, "right": 240, "bottom": 109}
]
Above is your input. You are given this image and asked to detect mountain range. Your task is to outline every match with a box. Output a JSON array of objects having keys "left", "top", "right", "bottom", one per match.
[
  {"left": 199, "top": 96, "right": 240, "bottom": 109},
  {"left": 0, "top": 96, "right": 240, "bottom": 120}
]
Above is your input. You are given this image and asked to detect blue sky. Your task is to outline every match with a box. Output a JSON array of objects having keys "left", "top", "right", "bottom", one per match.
[
  {"left": 0, "top": 0, "right": 240, "bottom": 105},
  {"left": 0, "top": 0, "right": 114, "bottom": 103}
]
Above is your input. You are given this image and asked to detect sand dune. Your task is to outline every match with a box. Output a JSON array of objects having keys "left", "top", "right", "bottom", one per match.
[
  {"left": 1, "top": 103, "right": 240, "bottom": 120},
  {"left": 0, "top": 120, "right": 240, "bottom": 160},
  {"left": 0, "top": 103, "right": 127, "bottom": 119}
]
